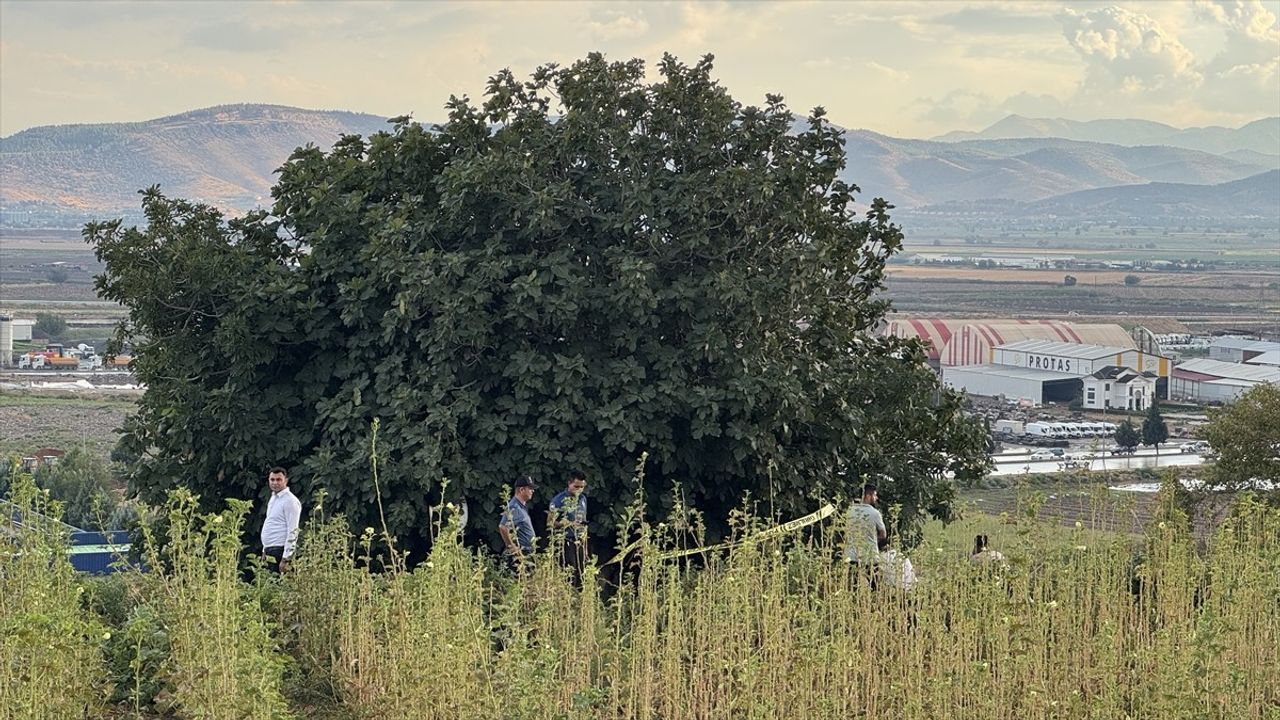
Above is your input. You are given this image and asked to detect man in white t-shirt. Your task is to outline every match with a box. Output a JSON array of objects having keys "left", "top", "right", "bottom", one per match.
[
  {"left": 260, "top": 466, "right": 302, "bottom": 572},
  {"left": 844, "top": 482, "right": 887, "bottom": 566}
]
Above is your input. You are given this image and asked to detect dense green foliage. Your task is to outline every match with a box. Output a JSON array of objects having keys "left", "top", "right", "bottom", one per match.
[
  {"left": 30, "top": 448, "right": 120, "bottom": 529},
  {"left": 86, "top": 53, "right": 988, "bottom": 552},
  {"left": 33, "top": 312, "right": 68, "bottom": 341},
  {"left": 1114, "top": 420, "right": 1140, "bottom": 450},
  {"left": 1202, "top": 383, "right": 1280, "bottom": 493},
  {"left": 1142, "top": 401, "right": 1169, "bottom": 452}
]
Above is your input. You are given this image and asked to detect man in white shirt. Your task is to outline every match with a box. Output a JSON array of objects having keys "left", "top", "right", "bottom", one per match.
[
  {"left": 260, "top": 466, "right": 302, "bottom": 572},
  {"left": 844, "top": 481, "right": 887, "bottom": 571}
]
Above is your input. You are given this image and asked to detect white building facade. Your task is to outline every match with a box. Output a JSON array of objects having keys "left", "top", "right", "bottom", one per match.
[{"left": 1082, "top": 367, "right": 1157, "bottom": 411}]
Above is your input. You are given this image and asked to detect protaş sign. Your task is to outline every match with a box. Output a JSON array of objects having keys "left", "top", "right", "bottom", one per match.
[{"left": 1016, "top": 354, "right": 1075, "bottom": 373}]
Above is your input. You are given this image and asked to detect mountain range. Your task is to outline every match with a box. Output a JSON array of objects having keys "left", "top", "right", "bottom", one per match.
[
  {"left": 2, "top": 105, "right": 1277, "bottom": 224},
  {"left": 1, "top": 105, "right": 388, "bottom": 215},
  {"left": 934, "top": 114, "right": 1280, "bottom": 157}
]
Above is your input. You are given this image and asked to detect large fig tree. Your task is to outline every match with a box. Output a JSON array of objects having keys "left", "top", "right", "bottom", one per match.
[{"left": 88, "top": 54, "right": 988, "bottom": 554}]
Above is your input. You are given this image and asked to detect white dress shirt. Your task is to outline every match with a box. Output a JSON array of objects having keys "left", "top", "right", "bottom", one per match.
[{"left": 261, "top": 487, "right": 302, "bottom": 558}]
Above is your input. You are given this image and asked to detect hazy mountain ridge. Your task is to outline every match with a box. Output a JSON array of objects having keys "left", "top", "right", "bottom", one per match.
[
  {"left": 1, "top": 104, "right": 1274, "bottom": 223},
  {"left": 907, "top": 170, "right": 1280, "bottom": 220},
  {"left": 834, "top": 129, "right": 1267, "bottom": 207},
  {"left": 1, "top": 104, "right": 389, "bottom": 213},
  {"left": 1026, "top": 169, "right": 1280, "bottom": 218},
  {"left": 935, "top": 114, "right": 1280, "bottom": 156}
]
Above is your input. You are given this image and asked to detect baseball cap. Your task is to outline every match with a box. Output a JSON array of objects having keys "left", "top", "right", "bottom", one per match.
[{"left": 514, "top": 475, "right": 535, "bottom": 489}]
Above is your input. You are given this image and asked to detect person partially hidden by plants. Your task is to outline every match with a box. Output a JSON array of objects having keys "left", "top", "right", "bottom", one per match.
[
  {"left": 845, "top": 480, "right": 887, "bottom": 589},
  {"left": 498, "top": 475, "right": 537, "bottom": 576},
  {"left": 259, "top": 466, "right": 302, "bottom": 573},
  {"left": 970, "top": 534, "right": 1006, "bottom": 565},
  {"left": 547, "top": 468, "right": 589, "bottom": 588}
]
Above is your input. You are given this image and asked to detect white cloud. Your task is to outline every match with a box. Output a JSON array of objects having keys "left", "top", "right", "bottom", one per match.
[
  {"left": 1060, "top": 6, "right": 1202, "bottom": 97},
  {"left": 588, "top": 13, "right": 650, "bottom": 40},
  {"left": 867, "top": 61, "right": 910, "bottom": 82},
  {"left": 1192, "top": 0, "right": 1280, "bottom": 112}
]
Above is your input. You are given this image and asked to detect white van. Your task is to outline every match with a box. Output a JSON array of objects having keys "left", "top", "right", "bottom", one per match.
[{"left": 1025, "top": 422, "right": 1055, "bottom": 438}]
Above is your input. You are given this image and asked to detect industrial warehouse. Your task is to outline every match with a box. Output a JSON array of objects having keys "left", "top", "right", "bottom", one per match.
[
  {"left": 941, "top": 339, "right": 1168, "bottom": 408},
  {"left": 885, "top": 317, "right": 1276, "bottom": 408}
]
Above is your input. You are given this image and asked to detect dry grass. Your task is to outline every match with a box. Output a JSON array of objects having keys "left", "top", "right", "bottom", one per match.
[{"left": 5, "top": 478, "right": 1279, "bottom": 719}]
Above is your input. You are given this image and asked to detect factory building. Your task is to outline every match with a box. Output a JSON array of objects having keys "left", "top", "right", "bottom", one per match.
[
  {"left": 942, "top": 364, "right": 1082, "bottom": 405},
  {"left": 942, "top": 339, "right": 1170, "bottom": 407},
  {"left": 1246, "top": 350, "right": 1280, "bottom": 367},
  {"left": 882, "top": 318, "right": 1137, "bottom": 367},
  {"left": 1170, "top": 358, "right": 1280, "bottom": 404},
  {"left": 991, "top": 340, "right": 1170, "bottom": 383},
  {"left": 1208, "top": 337, "right": 1280, "bottom": 365}
]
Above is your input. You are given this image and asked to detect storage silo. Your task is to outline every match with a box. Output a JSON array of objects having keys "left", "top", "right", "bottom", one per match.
[{"left": 0, "top": 315, "right": 13, "bottom": 367}]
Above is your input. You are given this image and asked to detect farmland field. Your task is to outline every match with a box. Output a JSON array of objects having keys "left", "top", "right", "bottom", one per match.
[
  {"left": 0, "top": 393, "right": 134, "bottom": 463},
  {"left": 880, "top": 228, "right": 1280, "bottom": 327}
]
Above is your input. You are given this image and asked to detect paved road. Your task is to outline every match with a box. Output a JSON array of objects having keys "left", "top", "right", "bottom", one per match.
[{"left": 991, "top": 447, "right": 1205, "bottom": 476}]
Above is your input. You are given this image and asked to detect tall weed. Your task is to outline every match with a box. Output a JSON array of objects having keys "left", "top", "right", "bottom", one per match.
[{"left": 0, "top": 474, "right": 106, "bottom": 719}]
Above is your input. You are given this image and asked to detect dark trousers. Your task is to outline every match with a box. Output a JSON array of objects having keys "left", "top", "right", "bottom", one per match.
[
  {"left": 560, "top": 536, "right": 587, "bottom": 588},
  {"left": 263, "top": 545, "right": 285, "bottom": 572}
]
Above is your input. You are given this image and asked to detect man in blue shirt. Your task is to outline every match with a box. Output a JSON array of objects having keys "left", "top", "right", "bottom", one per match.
[
  {"left": 498, "top": 475, "right": 536, "bottom": 575},
  {"left": 547, "top": 469, "right": 588, "bottom": 587}
]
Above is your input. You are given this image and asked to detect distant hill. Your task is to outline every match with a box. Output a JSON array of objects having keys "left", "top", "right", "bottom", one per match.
[
  {"left": 1, "top": 104, "right": 1275, "bottom": 224},
  {"left": 909, "top": 170, "right": 1280, "bottom": 221},
  {"left": 834, "top": 130, "right": 1267, "bottom": 207},
  {"left": 1026, "top": 169, "right": 1280, "bottom": 219},
  {"left": 0, "top": 104, "right": 389, "bottom": 214},
  {"left": 935, "top": 115, "right": 1280, "bottom": 157}
]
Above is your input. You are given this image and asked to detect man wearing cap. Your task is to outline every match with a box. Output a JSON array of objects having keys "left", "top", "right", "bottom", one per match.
[
  {"left": 844, "top": 481, "right": 887, "bottom": 587},
  {"left": 498, "top": 475, "right": 537, "bottom": 574}
]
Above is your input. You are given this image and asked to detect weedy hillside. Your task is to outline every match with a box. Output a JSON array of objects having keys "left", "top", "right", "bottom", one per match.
[{"left": 2, "top": 473, "right": 1278, "bottom": 720}]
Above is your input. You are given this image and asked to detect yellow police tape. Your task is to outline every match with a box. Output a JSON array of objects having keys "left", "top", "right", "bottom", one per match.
[{"left": 602, "top": 503, "right": 838, "bottom": 566}]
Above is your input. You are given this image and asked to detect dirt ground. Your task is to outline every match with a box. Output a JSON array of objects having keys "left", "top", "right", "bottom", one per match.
[
  {"left": 0, "top": 394, "right": 135, "bottom": 463},
  {"left": 887, "top": 265, "right": 1279, "bottom": 287}
]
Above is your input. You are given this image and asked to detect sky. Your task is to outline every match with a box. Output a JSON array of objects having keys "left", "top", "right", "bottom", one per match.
[{"left": 1, "top": 0, "right": 1277, "bottom": 138}]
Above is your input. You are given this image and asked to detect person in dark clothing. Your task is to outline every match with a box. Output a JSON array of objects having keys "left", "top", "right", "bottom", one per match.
[
  {"left": 498, "top": 475, "right": 536, "bottom": 575},
  {"left": 547, "top": 469, "right": 589, "bottom": 587}
]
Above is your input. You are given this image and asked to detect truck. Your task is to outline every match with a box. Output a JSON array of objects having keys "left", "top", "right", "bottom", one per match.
[{"left": 993, "top": 420, "right": 1024, "bottom": 435}]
